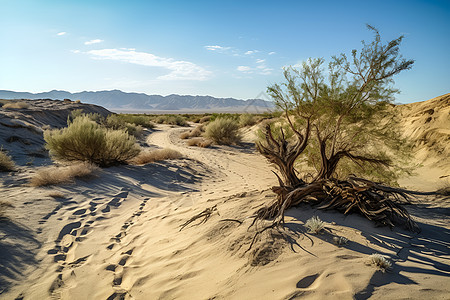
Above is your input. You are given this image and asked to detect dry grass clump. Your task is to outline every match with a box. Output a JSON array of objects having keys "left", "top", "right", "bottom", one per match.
[
  {"left": 47, "top": 192, "right": 66, "bottom": 199},
  {"left": 305, "top": 216, "right": 326, "bottom": 234},
  {"left": 199, "top": 116, "right": 211, "bottom": 123},
  {"left": 204, "top": 118, "right": 241, "bottom": 145},
  {"left": 180, "top": 125, "right": 204, "bottom": 139},
  {"left": 0, "top": 149, "right": 15, "bottom": 172},
  {"left": 131, "top": 148, "right": 182, "bottom": 165},
  {"left": 186, "top": 138, "right": 212, "bottom": 148},
  {"left": 332, "top": 236, "right": 349, "bottom": 246},
  {"left": 2, "top": 101, "right": 30, "bottom": 109},
  {"left": 45, "top": 116, "right": 140, "bottom": 167},
  {"left": 368, "top": 253, "right": 392, "bottom": 272},
  {"left": 30, "top": 162, "right": 100, "bottom": 187}
]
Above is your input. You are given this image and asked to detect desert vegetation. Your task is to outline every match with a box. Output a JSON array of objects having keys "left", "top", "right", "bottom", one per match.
[
  {"left": 30, "top": 162, "right": 100, "bottom": 186},
  {"left": 2, "top": 101, "right": 30, "bottom": 109},
  {"left": 131, "top": 148, "right": 182, "bottom": 165},
  {"left": 368, "top": 253, "right": 392, "bottom": 272},
  {"left": 186, "top": 137, "right": 212, "bottom": 148},
  {"left": 248, "top": 26, "right": 424, "bottom": 239},
  {"left": 0, "top": 148, "right": 15, "bottom": 172},
  {"left": 44, "top": 115, "right": 140, "bottom": 167},
  {"left": 204, "top": 118, "right": 242, "bottom": 145}
]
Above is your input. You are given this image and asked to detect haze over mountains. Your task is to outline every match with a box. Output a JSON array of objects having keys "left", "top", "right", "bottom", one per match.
[{"left": 0, "top": 90, "right": 274, "bottom": 113}]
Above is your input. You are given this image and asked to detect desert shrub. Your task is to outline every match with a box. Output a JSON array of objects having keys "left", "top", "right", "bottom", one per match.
[
  {"left": 204, "top": 118, "right": 241, "bottom": 145},
  {"left": 105, "top": 115, "right": 144, "bottom": 138},
  {"left": 186, "top": 138, "right": 212, "bottom": 148},
  {"left": 44, "top": 116, "right": 140, "bottom": 167},
  {"left": 239, "top": 113, "right": 257, "bottom": 127},
  {"left": 154, "top": 115, "right": 187, "bottom": 126},
  {"left": 131, "top": 148, "right": 182, "bottom": 165},
  {"left": 180, "top": 125, "right": 204, "bottom": 139},
  {"left": 75, "top": 100, "right": 81, "bottom": 104},
  {"left": 2, "top": 101, "right": 30, "bottom": 109},
  {"left": 199, "top": 116, "right": 211, "bottom": 123},
  {"left": 0, "top": 149, "right": 15, "bottom": 172},
  {"left": 68, "top": 109, "right": 104, "bottom": 125},
  {"left": 115, "top": 114, "right": 154, "bottom": 129},
  {"left": 368, "top": 253, "right": 392, "bottom": 272},
  {"left": 30, "top": 162, "right": 100, "bottom": 186},
  {"left": 305, "top": 216, "right": 325, "bottom": 234},
  {"left": 180, "top": 132, "right": 191, "bottom": 139}
]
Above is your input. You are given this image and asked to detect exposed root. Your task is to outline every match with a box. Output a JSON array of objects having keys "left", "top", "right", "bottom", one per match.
[{"left": 180, "top": 205, "right": 218, "bottom": 231}]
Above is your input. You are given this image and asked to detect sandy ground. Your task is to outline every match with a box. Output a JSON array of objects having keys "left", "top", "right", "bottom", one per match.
[{"left": 0, "top": 95, "right": 449, "bottom": 299}]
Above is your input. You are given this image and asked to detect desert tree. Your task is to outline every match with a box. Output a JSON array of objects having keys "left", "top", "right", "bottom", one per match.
[{"left": 254, "top": 25, "right": 424, "bottom": 233}]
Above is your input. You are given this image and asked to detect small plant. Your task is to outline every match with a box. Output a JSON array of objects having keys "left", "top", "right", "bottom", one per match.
[
  {"left": 2, "top": 101, "right": 30, "bottom": 109},
  {"left": 332, "top": 236, "right": 349, "bottom": 246},
  {"left": 30, "top": 162, "right": 100, "bottom": 187},
  {"left": 204, "top": 118, "right": 241, "bottom": 145},
  {"left": 0, "top": 149, "right": 15, "bottom": 172},
  {"left": 186, "top": 138, "right": 212, "bottom": 148},
  {"left": 131, "top": 148, "right": 182, "bottom": 165},
  {"left": 305, "top": 216, "right": 325, "bottom": 234},
  {"left": 368, "top": 253, "right": 392, "bottom": 272}
]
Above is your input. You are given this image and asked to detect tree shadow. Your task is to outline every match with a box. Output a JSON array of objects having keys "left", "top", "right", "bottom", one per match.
[
  {"left": 0, "top": 217, "right": 41, "bottom": 295},
  {"left": 282, "top": 203, "right": 450, "bottom": 299}
]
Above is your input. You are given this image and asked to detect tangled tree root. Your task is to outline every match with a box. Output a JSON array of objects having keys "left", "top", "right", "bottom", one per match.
[{"left": 255, "top": 177, "right": 433, "bottom": 233}]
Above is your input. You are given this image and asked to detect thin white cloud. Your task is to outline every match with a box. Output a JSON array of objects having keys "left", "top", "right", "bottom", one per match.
[
  {"left": 237, "top": 66, "right": 252, "bottom": 72},
  {"left": 205, "top": 45, "right": 231, "bottom": 51},
  {"left": 269, "top": 51, "right": 276, "bottom": 55},
  {"left": 244, "top": 50, "right": 258, "bottom": 55},
  {"left": 85, "top": 39, "right": 104, "bottom": 45},
  {"left": 87, "top": 48, "right": 211, "bottom": 81},
  {"left": 71, "top": 50, "right": 81, "bottom": 54},
  {"left": 57, "top": 32, "right": 67, "bottom": 36},
  {"left": 256, "top": 59, "right": 266, "bottom": 64}
]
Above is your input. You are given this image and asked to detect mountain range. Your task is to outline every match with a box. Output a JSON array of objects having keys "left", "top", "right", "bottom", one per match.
[{"left": 0, "top": 90, "right": 274, "bottom": 113}]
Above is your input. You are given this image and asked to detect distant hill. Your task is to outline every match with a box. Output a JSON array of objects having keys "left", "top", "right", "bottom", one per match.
[{"left": 0, "top": 90, "right": 274, "bottom": 113}]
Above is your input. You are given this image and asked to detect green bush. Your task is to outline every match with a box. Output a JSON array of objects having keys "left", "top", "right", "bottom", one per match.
[
  {"left": 0, "top": 149, "right": 15, "bottom": 172},
  {"left": 205, "top": 118, "right": 241, "bottom": 145},
  {"left": 115, "top": 114, "right": 154, "bottom": 129},
  {"left": 44, "top": 116, "right": 140, "bottom": 167},
  {"left": 239, "top": 114, "right": 257, "bottom": 127},
  {"left": 105, "top": 115, "right": 144, "bottom": 138},
  {"left": 155, "top": 115, "right": 187, "bottom": 126}
]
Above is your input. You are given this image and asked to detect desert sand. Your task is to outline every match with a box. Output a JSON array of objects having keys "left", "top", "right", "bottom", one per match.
[{"left": 0, "top": 95, "right": 449, "bottom": 300}]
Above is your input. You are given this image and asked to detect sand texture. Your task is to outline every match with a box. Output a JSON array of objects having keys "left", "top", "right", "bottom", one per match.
[{"left": 0, "top": 96, "right": 449, "bottom": 299}]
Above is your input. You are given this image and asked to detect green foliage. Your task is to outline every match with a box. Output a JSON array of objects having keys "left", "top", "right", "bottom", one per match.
[
  {"left": 114, "top": 114, "right": 154, "bottom": 128},
  {"left": 155, "top": 115, "right": 188, "bottom": 126},
  {"left": 265, "top": 25, "right": 414, "bottom": 184},
  {"left": 44, "top": 116, "right": 140, "bottom": 167},
  {"left": 105, "top": 115, "right": 144, "bottom": 138},
  {"left": 205, "top": 118, "right": 241, "bottom": 145},
  {"left": 239, "top": 113, "right": 257, "bottom": 127}
]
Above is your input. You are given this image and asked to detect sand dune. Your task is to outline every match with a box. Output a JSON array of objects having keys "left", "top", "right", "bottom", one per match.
[{"left": 0, "top": 97, "right": 449, "bottom": 299}]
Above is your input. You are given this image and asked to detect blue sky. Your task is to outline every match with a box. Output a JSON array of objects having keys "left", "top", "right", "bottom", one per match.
[{"left": 1, "top": 0, "right": 449, "bottom": 103}]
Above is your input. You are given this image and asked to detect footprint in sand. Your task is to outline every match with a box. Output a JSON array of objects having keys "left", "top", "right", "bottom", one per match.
[{"left": 296, "top": 273, "right": 320, "bottom": 289}]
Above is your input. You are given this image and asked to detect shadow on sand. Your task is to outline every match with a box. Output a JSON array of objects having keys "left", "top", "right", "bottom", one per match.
[
  {"left": 0, "top": 217, "right": 41, "bottom": 295},
  {"left": 282, "top": 201, "right": 450, "bottom": 300}
]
